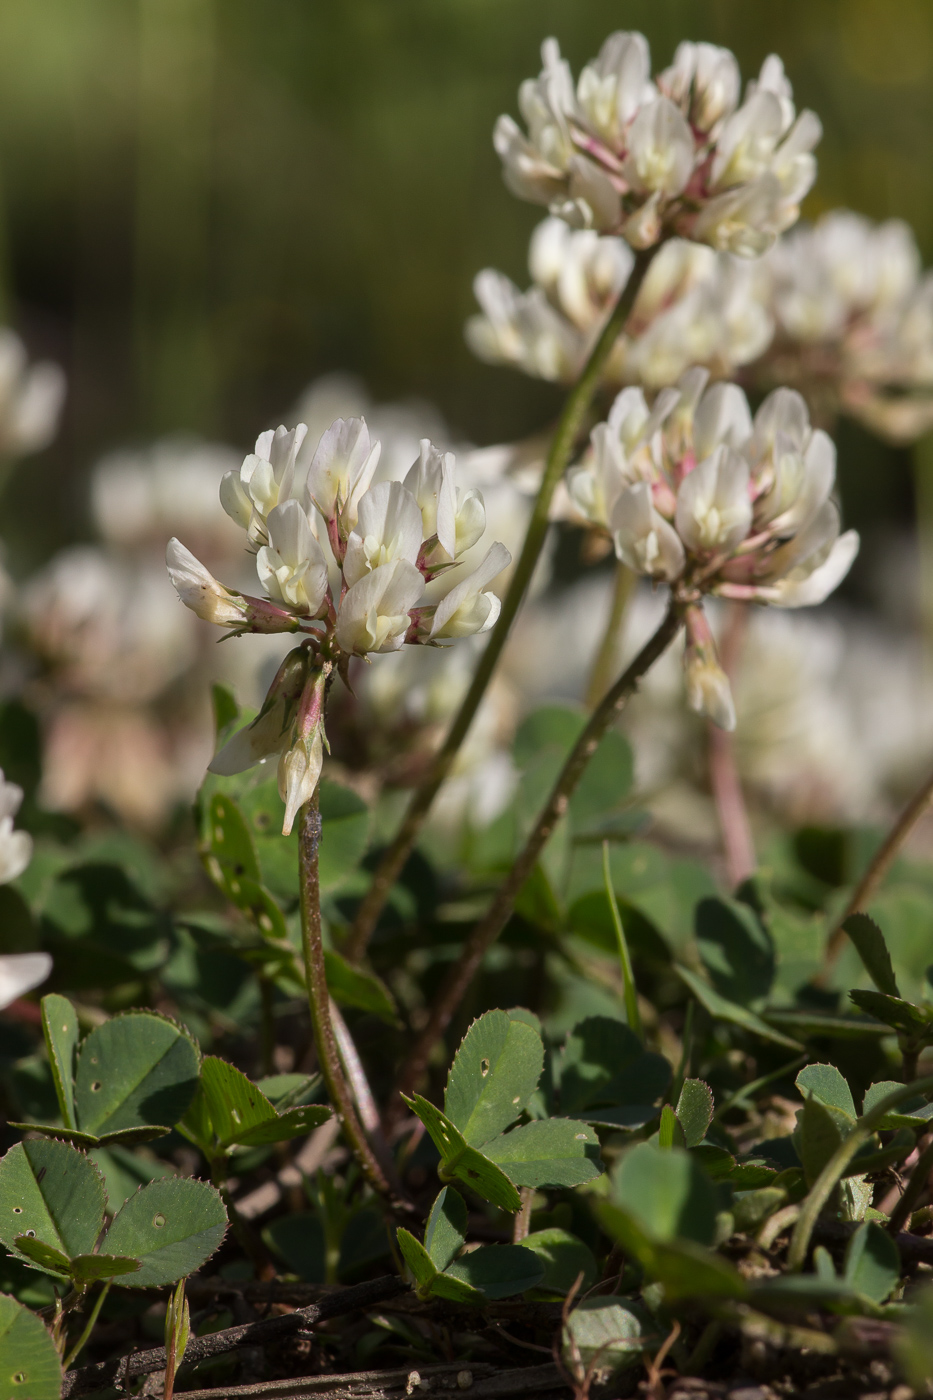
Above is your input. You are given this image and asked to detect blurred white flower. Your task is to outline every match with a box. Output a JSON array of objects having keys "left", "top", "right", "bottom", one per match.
[
  {"left": 92, "top": 438, "right": 240, "bottom": 548},
  {"left": 495, "top": 34, "right": 819, "bottom": 253},
  {"left": 0, "top": 771, "right": 32, "bottom": 885},
  {"left": 0, "top": 954, "right": 52, "bottom": 1011},
  {"left": 0, "top": 330, "right": 65, "bottom": 457}
]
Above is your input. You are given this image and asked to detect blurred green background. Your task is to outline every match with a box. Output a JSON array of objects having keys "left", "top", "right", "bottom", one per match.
[{"left": 0, "top": 0, "right": 930, "bottom": 576}]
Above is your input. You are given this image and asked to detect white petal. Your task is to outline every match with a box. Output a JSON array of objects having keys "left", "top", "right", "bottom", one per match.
[{"left": 0, "top": 952, "right": 52, "bottom": 1010}]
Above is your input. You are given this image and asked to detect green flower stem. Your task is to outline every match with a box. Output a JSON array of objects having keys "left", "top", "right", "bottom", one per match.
[
  {"left": 602, "top": 838, "right": 642, "bottom": 1037},
  {"left": 297, "top": 789, "right": 396, "bottom": 1205},
  {"left": 888, "top": 1135, "right": 933, "bottom": 1235},
  {"left": 822, "top": 759, "right": 933, "bottom": 973},
  {"left": 62, "top": 1283, "right": 111, "bottom": 1371},
  {"left": 345, "top": 248, "right": 656, "bottom": 963},
  {"left": 388, "top": 597, "right": 686, "bottom": 1122},
  {"left": 585, "top": 559, "right": 637, "bottom": 709},
  {"left": 787, "top": 1074, "right": 933, "bottom": 1272}
]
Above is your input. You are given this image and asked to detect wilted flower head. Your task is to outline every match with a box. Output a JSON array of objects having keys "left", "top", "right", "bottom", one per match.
[
  {"left": 569, "top": 372, "right": 858, "bottom": 725},
  {"left": 169, "top": 418, "right": 511, "bottom": 831},
  {"left": 495, "top": 33, "right": 819, "bottom": 254}
]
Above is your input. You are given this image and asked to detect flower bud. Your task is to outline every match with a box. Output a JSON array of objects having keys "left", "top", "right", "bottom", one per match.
[
  {"left": 278, "top": 728, "right": 324, "bottom": 836},
  {"left": 684, "top": 606, "right": 736, "bottom": 730}
]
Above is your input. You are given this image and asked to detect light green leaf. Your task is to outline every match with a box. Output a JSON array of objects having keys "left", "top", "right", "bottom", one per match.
[
  {"left": 862, "top": 1081, "right": 933, "bottom": 1130},
  {"left": 403, "top": 1094, "right": 521, "bottom": 1213},
  {"left": 597, "top": 1201, "right": 745, "bottom": 1300},
  {"left": 675, "top": 1080, "right": 714, "bottom": 1148},
  {"left": 103, "top": 1177, "right": 227, "bottom": 1287},
  {"left": 235, "top": 1104, "right": 331, "bottom": 1146},
  {"left": 205, "top": 794, "right": 260, "bottom": 890},
  {"left": 0, "top": 1140, "right": 105, "bottom": 1264},
  {"left": 482, "top": 1119, "right": 602, "bottom": 1189},
  {"left": 848, "top": 990, "right": 932, "bottom": 1038},
  {"left": 10, "top": 1237, "right": 70, "bottom": 1279},
  {"left": 423, "top": 1187, "right": 467, "bottom": 1272},
  {"left": 657, "top": 1104, "right": 686, "bottom": 1150},
  {"left": 444, "top": 1010, "right": 543, "bottom": 1147},
  {"left": 796, "top": 1064, "right": 857, "bottom": 1119},
  {"left": 795, "top": 1094, "right": 852, "bottom": 1188},
  {"left": 396, "top": 1227, "right": 438, "bottom": 1295},
  {"left": 0, "top": 1294, "right": 62, "bottom": 1400},
  {"left": 40, "top": 994, "right": 79, "bottom": 1131}
]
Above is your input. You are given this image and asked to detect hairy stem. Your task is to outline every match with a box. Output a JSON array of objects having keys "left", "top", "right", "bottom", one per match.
[
  {"left": 388, "top": 599, "right": 685, "bottom": 1121},
  {"left": 585, "top": 559, "right": 637, "bottom": 709},
  {"left": 822, "top": 759, "right": 933, "bottom": 972},
  {"left": 787, "top": 1074, "right": 933, "bottom": 1271},
  {"left": 888, "top": 1134, "right": 933, "bottom": 1235},
  {"left": 298, "top": 791, "right": 394, "bottom": 1203},
  {"left": 346, "top": 249, "right": 656, "bottom": 962},
  {"left": 707, "top": 603, "right": 755, "bottom": 888}
]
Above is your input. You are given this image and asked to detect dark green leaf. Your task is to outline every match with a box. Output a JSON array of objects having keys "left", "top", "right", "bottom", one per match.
[
  {"left": 848, "top": 990, "right": 931, "bottom": 1038},
  {"left": 795, "top": 1094, "right": 852, "bottom": 1187},
  {"left": 843, "top": 1223, "right": 900, "bottom": 1304},
  {"left": 198, "top": 1056, "right": 276, "bottom": 1147},
  {"left": 675, "top": 965, "right": 803, "bottom": 1050},
  {"left": 482, "top": 1119, "right": 602, "bottom": 1189},
  {"left": 443, "top": 1243, "right": 544, "bottom": 1300},
  {"left": 0, "top": 1293, "right": 62, "bottom": 1400},
  {"left": 324, "top": 950, "right": 399, "bottom": 1026},
  {"left": 423, "top": 1188, "right": 467, "bottom": 1272},
  {"left": 317, "top": 781, "right": 370, "bottom": 893},
  {"left": 558, "top": 1016, "right": 670, "bottom": 1126},
  {"left": 597, "top": 1202, "right": 744, "bottom": 1299},
  {"left": 74, "top": 1012, "right": 200, "bottom": 1139},
  {"left": 610, "top": 1142, "right": 717, "bottom": 1246},
  {"left": 69, "top": 1253, "right": 141, "bottom": 1284},
  {"left": 235, "top": 1104, "right": 331, "bottom": 1146},
  {"left": 212, "top": 683, "right": 239, "bottom": 737},
  {"left": 40, "top": 994, "right": 79, "bottom": 1132},
  {"left": 0, "top": 1140, "right": 105, "bottom": 1264},
  {"left": 262, "top": 1213, "right": 324, "bottom": 1283},
  {"left": 520, "top": 1229, "right": 597, "bottom": 1296},
  {"left": 403, "top": 1094, "right": 521, "bottom": 1213},
  {"left": 676, "top": 1080, "right": 714, "bottom": 1148},
  {"left": 10, "top": 1237, "right": 70, "bottom": 1278},
  {"left": 843, "top": 914, "right": 900, "bottom": 996},
  {"left": 444, "top": 1010, "right": 543, "bottom": 1147},
  {"left": 103, "top": 1177, "right": 227, "bottom": 1287},
  {"left": 563, "top": 1297, "right": 658, "bottom": 1375},
  {"left": 695, "top": 896, "right": 775, "bottom": 1006}
]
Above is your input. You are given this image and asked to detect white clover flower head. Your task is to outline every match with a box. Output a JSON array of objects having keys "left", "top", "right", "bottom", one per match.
[
  {"left": 170, "top": 417, "right": 513, "bottom": 830},
  {"left": 495, "top": 32, "right": 819, "bottom": 254},
  {"left": 566, "top": 377, "right": 859, "bottom": 616}
]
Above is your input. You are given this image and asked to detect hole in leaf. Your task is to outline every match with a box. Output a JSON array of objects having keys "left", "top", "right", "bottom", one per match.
[
  {"left": 25, "top": 1230, "right": 36, "bottom": 1238},
  {"left": 259, "top": 914, "right": 272, "bottom": 932},
  {"left": 91, "top": 1081, "right": 102, "bottom": 1092},
  {"left": 12, "top": 1207, "right": 22, "bottom": 1214},
  {"left": 512, "top": 1096, "right": 520, "bottom": 1105},
  {"left": 231, "top": 1109, "right": 241, "bottom": 1124},
  {"left": 480, "top": 1058, "right": 490, "bottom": 1077},
  {"left": 13, "top": 1372, "right": 25, "bottom": 1384},
  {"left": 153, "top": 1214, "right": 166, "bottom": 1229},
  {"left": 574, "top": 1133, "right": 588, "bottom": 1141},
  {"left": 214, "top": 826, "right": 224, "bottom": 842},
  {"left": 230, "top": 881, "right": 240, "bottom": 895}
]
